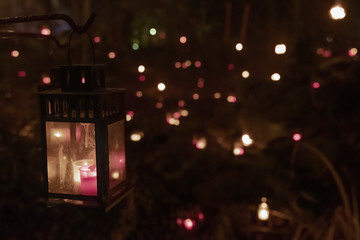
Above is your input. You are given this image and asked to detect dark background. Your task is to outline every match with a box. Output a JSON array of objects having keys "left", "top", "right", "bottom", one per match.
[{"left": 1, "top": 0, "right": 360, "bottom": 239}]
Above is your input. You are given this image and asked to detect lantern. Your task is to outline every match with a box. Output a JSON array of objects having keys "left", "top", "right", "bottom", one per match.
[
  {"left": 257, "top": 197, "right": 270, "bottom": 221},
  {"left": 37, "top": 65, "right": 130, "bottom": 211}
]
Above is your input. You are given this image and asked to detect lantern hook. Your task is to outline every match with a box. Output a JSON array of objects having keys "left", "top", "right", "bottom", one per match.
[{"left": 67, "top": 31, "right": 95, "bottom": 66}]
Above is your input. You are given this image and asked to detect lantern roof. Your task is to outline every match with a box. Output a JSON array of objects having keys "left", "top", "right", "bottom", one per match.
[{"left": 51, "top": 64, "right": 106, "bottom": 92}]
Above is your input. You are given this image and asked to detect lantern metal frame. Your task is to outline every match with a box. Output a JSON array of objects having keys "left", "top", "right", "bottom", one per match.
[{"left": 38, "top": 65, "right": 130, "bottom": 211}]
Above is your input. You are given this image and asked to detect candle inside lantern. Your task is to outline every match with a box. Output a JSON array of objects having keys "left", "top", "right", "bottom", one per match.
[
  {"left": 79, "top": 164, "right": 97, "bottom": 196},
  {"left": 73, "top": 159, "right": 94, "bottom": 193}
]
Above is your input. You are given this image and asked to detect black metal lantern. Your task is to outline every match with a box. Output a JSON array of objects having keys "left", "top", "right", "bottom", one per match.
[{"left": 37, "top": 64, "right": 129, "bottom": 211}]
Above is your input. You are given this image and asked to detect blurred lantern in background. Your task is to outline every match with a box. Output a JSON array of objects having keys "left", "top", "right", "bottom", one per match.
[
  {"left": 258, "top": 197, "right": 270, "bottom": 221},
  {"left": 330, "top": 2, "right": 346, "bottom": 20}
]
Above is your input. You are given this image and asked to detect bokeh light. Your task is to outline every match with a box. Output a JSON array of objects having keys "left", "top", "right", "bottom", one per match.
[
  {"left": 138, "top": 65, "right": 145, "bottom": 73},
  {"left": 194, "top": 61, "right": 202, "bottom": 68},
  {"left": 11, "top": 50, "right": 19, "bottom": 57},
  {"left": 130, "top": 131, "right": 144, "bottom": 142},
  {"left": 93, "top": 36, "right": 101, "bottom": 43},
  {"left": 156, "top": 102, "right": 163, "bottom": 109},
  {"left": 132, "top": 43, "right": 139, "bottom": 50},
  {"left": 180, "top": 36, "right": 187, "bottom": 44},
  {"left": 183, "top": 218, "right": 194, "bottom": 230},
  {"left": 348, "top": 48, "right": 358, "bottom": 57},
  {"left": 108, "top": 52, "right": 116, "bottom": 59},
  {"left": 18, "top": 71, "right": 26, "bottom": 77},
  {"left": 178, "top": 100, "right": 185, "bottom": 107},
  {"left": 126, "top": 111, "right": 134, "bottom": 121},
  {"left": 139, "top": 75, "right": 146, "bottom": 82},
  {"left": 157, "top": 83, "right": 166, "bottom": 91},
  {"left": 258, "top": 201, "right": 270, "bottom": 221},
  {"left": 275, "top": 44, "right": 286, "bottom": 54},
  {"left": 42, "top": 76, "right": 51, "bottom": 84},
  {"left": 214, "top": 92, "right": 221, "bottom": 99},
  {"left": 136, "top": 91, "right": 143, "bottom": 97},
  {"left": 330, "top": 4, "right": 346, "bottom": 20},
  {"left": 293, "top": 133, "right": 302, "bottom": 141},
  {"left": 242, "top": 70, "right": 250, "bottom": 78},
  {"left": 242, "top": 134, "right": 253, "bottom": 146},
  {"left": 195, "top": 138, "right": 207, "bottom": 149},
  {"left": 41, "top": 27, "right": 51, "bottom": 35},
  {"left": 197, "top": 78, "right": 204, "bottom": 88},
  {"left": 235, "top": 43, "right": 243, "bottom": 51},
  {"left": 149, "top": 28, "right": 157, "bottom": 35},
  {"left": 271, "top": 73, "right": 281, "bottom": 81},
  {"left": 312, "top": 82, "right": 320, "bottom": 89},
  {"left": 193, "top": 93, "right": 199, "bottom": 100},
  {"left": 227, "top": 95, "right": 236, "bottom": 103}
]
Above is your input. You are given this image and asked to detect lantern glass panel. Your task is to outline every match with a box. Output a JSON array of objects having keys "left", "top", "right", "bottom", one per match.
[
  {"left": 46, "top": 121, "right": 97, "bottom": 196},
  {"left": 108, "top": 120, "right": 126, "bottom": 189}
]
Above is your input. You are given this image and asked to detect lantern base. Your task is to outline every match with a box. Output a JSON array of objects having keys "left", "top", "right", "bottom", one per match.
[{"left": 43, "top": 186, "right": 134, "bottom": 212}]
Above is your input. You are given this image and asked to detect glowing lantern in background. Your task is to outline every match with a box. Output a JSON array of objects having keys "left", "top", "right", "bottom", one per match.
[
  {"left": 330, "top": 3, "right": 346, "bottom": 20},
  {"left": 258, "top": 197, "right": 270, "bottom": 221}
]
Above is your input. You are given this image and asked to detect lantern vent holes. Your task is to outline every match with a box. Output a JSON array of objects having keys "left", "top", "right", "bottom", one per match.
[{"left": 54, "top": 99, "right": 60, "bottom": 117}]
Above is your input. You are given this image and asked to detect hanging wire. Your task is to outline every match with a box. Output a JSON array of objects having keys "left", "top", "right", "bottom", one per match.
[
  {"left": 0, "top": 32, "right": 67, "bottom": 48},
  {"left": 0, "top": 13, "right": 97, "bottom": 65},
  {"left": 0, "top": 13, "right": 96, "bottom": 34}
]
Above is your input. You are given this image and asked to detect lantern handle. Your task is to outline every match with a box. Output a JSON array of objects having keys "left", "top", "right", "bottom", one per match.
[{"left": 67, "top": 30, "right": 96, "bottom": 66}]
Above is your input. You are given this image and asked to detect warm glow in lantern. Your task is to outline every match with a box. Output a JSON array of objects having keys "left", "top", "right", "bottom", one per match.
[
  {"left": 330, "top": 4, "right": 346, "bottom": 20},
  {"left": 38, "top": 65, "right": 129, "bottom": 210},
  {"left": 275, "top": 44, "right": 286, "bottom": 54},
  {"left": 258, "top": 197, "right": 270, "bottom": 221},
  {"left": 271, "top": 73, "right": 281, "bottom": 81}
]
